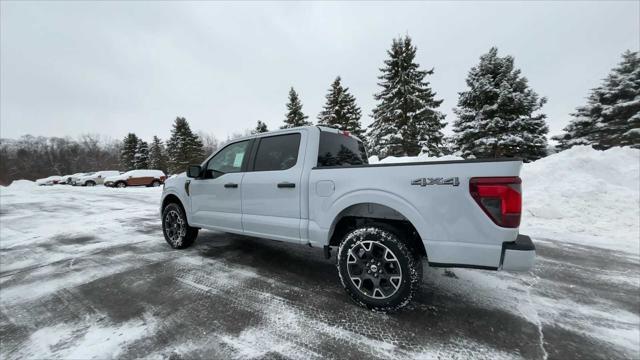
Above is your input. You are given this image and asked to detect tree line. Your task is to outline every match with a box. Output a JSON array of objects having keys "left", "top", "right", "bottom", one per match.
[
  {"left": 1, "top": 35, "right": 637, "bottom": 185},
  {"left": 0, "top": 135, "right": 121, "bottom": 186},
  {"left": 281, "top": 36, "right": 638, "bottom": 161}
]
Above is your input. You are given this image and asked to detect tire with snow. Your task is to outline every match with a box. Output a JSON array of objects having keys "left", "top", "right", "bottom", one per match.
[
  {"left": 162, "top": 202, "right": 198, "bottom": 249},
  {"left": 85, "top": 180, "right": 96, "bottom": 187},
  {"left": 151, "top": 180, "right": 161, "bottom": 187},
  {"left": 115, "top": 181, "right": 127, "bottom": 188},
  {"left": 337, "top": 224, "right": 422, "bottom": 312}
]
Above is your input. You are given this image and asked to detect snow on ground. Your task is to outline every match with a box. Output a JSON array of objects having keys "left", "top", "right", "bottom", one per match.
[
  {"left": 0, "top": 146, "right": 638, "bottom": 359},
  {"left": 3, "top": 180, "right": 36, "bottom": 190},
  {"left": 520, "top": 146, "right": 640, "bottom": 255}
]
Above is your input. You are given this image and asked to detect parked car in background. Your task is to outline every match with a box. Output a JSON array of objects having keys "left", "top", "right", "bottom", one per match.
[
  {"left": 60, "top": 173, "right": 84, "bottom": 185},
  {"left": 59, "top": 174, "right": 73, "bottom": 184},
  {"left": 74, "top": 171, "right": 120, "bottom": 186},
  {"left": 104, "top": 170, "right": 166, "bottom": 188},
  {"left": 70, "top": 172, "right": 93, "bottom": 185},
  {"left": 35, "top": 175, "right": 63, "bottom": 186}
]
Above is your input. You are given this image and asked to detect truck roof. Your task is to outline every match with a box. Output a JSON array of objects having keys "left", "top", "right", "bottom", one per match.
[{"left": 230, "top": 125, "right": 362, "bottom": 143}]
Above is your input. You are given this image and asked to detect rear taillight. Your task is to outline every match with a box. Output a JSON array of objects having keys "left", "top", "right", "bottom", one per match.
[{"left": 469, "top": 177, "right": 522, "bottom": 228}]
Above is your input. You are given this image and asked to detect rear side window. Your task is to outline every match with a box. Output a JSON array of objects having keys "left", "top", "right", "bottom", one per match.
[
  {"left": 253, "top": 133, "right": 301, "bottom": 171},
  {"left": 317, "top": 132, "right": 368, "bottom": 167}
]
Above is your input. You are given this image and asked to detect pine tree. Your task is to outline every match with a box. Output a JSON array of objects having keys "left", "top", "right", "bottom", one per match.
[
  {"left": 134, "top": 139, "right": 149, "bottom": 169},
  {"left": 452, "top": 47, "right": 549, "bottom": 162},
  {"left": 167, "top": 117, "right": 205, "bottom": 174},
  {"left": 553, "top": 50, "right": 640, "bottom": 150},
  {"left": 120, "top": 133, "right": 139, "bottom": 170},
  {"left": 253, "top": 120, "right": 269, "bottom": 134},
  {"left": 282, "top": 87, "right": 311, "bottom": 128},
  {"left": 148, "top": 136, "right": 168, "bottom": 172},
  {"left": 368, "top": 36, "right": 447, "bottom": 157},
  {"left": 317, "top": 76, "right": 365, "bottom": 138}
]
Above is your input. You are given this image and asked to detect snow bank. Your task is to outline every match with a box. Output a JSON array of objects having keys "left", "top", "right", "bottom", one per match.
[
  {"left": 4, "top": 180, "right": 36, "bottom": 189},
  {"left": 371, "top": 146, "right": 640, "bottom": 255},
  {"left": 521, "top": 145, "right": 639, "bottom": 254}
]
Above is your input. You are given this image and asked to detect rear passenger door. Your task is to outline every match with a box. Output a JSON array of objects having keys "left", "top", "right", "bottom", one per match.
[
  {"left": 127, "top": 171, "right": 147, "bottom": 186},
  {"left": 124, "top": 171, "right": 139, "bottom": 186},
  {"left": 133, "top": 175, "right": 152, "bottom": 186},
  {"left": 241, "top": 132, "right": 305, "bottom": 243}
]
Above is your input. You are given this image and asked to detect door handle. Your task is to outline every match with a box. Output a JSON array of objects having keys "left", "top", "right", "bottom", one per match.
[
  {"left": 277, "top": 182, "right": 295, "bottom": 188},
  {"left": 224, "top": 183, "right": 238, "bottom": 188}
]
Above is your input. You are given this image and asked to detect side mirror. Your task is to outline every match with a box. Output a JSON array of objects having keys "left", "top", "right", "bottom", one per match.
[{"left": 187, "top": 165, "right": 202, "bottom": 178}]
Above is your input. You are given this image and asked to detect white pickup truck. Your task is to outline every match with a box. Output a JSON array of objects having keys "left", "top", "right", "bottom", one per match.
[{"left": 161, "top": 126, "right": 535, "bottom": 311}]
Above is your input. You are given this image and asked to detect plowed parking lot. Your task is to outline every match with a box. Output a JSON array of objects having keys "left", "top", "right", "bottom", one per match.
[{"left": 1, "top": 185, "right": 638, "bottom": 359}]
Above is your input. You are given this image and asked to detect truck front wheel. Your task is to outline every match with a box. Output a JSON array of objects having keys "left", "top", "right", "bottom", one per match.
[
  {"left": 162, "top": 203, "right": 198, "bottom": 249},
  {"left": 337, "top": 225, "right": 423, "bottom": 312}
]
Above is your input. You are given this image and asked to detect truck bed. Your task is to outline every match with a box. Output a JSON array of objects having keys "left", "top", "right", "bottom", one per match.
[{"left": 306, "top": 158, "right": 523, "bottom": 269}]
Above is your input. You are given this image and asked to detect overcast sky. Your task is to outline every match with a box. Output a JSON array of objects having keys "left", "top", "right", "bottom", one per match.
[{"left": 1, "top": 1, "right": 638, "bottom": 142}]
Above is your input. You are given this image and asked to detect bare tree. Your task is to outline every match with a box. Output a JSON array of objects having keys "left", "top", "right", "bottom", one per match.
[{"left": 0, "top": 134, "right": 121, "bottom": 185}]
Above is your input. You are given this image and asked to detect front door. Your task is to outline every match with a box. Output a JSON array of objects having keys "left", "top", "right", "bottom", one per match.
[
  {"left": 189, "top": 140, "right": 251, "bottom": 233},
  {"left": 241, "top": 132, "right": 304, "bottom": 243}
]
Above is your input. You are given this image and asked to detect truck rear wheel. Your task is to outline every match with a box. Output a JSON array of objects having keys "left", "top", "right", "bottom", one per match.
[
  {"left": 337, "top": 224, "right": 423, "bottom": 312},
  {"left": 162, "top": 203, "right": 198, "bottom": 249}
]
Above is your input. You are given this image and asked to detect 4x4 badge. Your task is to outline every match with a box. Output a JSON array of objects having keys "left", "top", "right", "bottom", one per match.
[{"left": 411, "top": 177, "right": 460, "bottom": 187}]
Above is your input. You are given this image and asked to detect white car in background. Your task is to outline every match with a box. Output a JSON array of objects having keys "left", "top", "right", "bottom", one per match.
[
  {"left": 35, "top": 175, "right": 63, "bottom": 186},
  {"left": 74, "top": 170, "right": 121, "bottom": 186},
  {"left": 70, "top": 172, "right": 93, "bottom": 185},
  {"left": 104, "top": 170, "right": 166, "bottom": 188},
  {"left": 60, "top": 173, "right": 85, "bottom": 185}
]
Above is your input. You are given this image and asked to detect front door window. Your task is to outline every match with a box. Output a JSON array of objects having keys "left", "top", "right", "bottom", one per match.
[{"left": 206, "top": 140, "right": 250, "bottom": 178}]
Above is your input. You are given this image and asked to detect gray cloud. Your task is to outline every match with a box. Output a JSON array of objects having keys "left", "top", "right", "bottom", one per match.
[{"left": 1, "top": 1, "right": 638, "bottom": 142}]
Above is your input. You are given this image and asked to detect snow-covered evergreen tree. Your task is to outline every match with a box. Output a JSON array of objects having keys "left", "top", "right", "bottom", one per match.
[
  {"left": 167, "top": 117, "right": 205, "bottom": 174},
  {"left": 253, "top": 120, "right": 269, "bottom": 134},
  {"left": 553, "top": 50, "right": 639, "bottom": 150},
  {"left": 452, "top": 47, "right": 549, "bottom": 162},
  {"left": 367, "top": 36, "right": 447, "bottom": 157},
  {"left": 281, "top": 87, "right": 311, "bottom": 129},
  {"left": 148, "top": 136, "right": 168, "bottom": 172},
  {"left": 134, "top": 139, "right": 149, "bottom": 169},
  {"left": 317, "top": 76, "right": 364, "bottom": 138},
  {"left": 120, "top": 133, "right": 139, "bottom": 170}
]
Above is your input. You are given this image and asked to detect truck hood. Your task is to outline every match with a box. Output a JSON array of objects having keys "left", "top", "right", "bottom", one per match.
[{"left": 164, "top": 172, "right": 186, "bottom": 187}]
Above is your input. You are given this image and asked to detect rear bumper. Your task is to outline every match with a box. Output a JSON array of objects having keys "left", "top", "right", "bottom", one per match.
[{"left": 500, "top": 234, "right": 536, "bottom": 271}]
